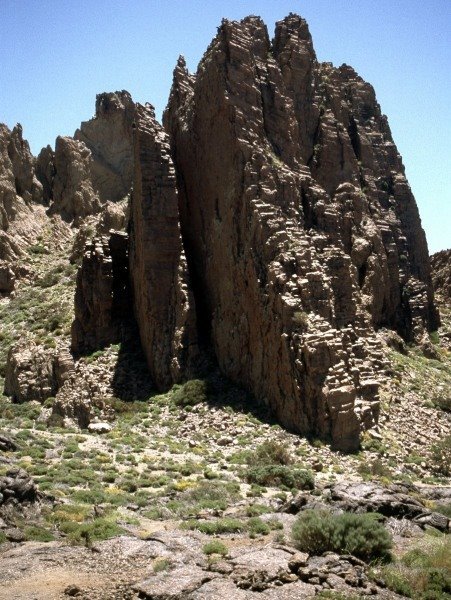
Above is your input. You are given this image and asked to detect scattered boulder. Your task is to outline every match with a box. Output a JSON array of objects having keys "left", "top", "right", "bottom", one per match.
[
  {"left": 0, "top": 434, "right": 17, "bottom": 452},
  {"left": 4, "top": 344, "right": 74, "bottom": 403},
  {"left": 0, "top": 468, "right": 37, "bottom": 505}
]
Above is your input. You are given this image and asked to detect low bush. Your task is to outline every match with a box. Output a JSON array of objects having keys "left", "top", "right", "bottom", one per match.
[
  {"left": 291, "top": 510, "right": 392, "bottom": 562},
  {"left": 184, "top": 517, "right": 245, "bottom": 535},
  {"left": 378, "top": 536, "right": 451, "bottom": 598},
  {"left": 430, "top": 435, "right": 451, "bottom": 476},
  {"left": 245, "top": 465, "right": 314, "bottom": 490},
  {"left": 203, "top": 540, "right": 228, "bottom": 556},
  {"left": 248, "top": 440, "right": 292, "bottom": 467},
  {"left": 172, "top": 379, "right": 208, "bottom": 407}
]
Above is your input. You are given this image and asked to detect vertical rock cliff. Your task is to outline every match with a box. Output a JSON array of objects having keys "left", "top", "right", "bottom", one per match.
[
  {"left": 163, "top": 15, "right": 438, "bottom": 450},
  {"left": 129, "top": 103, "right": 198, "bottom": 389}
]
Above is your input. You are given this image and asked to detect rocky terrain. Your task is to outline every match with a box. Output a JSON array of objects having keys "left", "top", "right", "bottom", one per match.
[{"left": 0, "top": 13, "right": 450, "bottom": 600}]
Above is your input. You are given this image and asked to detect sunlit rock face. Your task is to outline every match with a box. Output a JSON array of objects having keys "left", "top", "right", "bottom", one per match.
[{"left": 163, "top": 15, "right": 438, "bottom": 450}]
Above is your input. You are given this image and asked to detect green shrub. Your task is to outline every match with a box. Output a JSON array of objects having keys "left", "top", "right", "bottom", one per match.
[
  {"left": 203, "top": 540, "right": 228, "bottom": 556},
  {"left": 184, "top": 517, "right": 245, "bottom": 535},
  {"left": 172, "top": 379, "right": 208, "bottom": 407},
  {"left": 249, "top": 440, "right": 292, "bottom": 467},
  {"left": 432, "top": 394, "right": 451, "bottom": 413},
  {"left": 291, "top": 510, "right": 392, "bottom": 562},
  {"left": 153, "top": 558, "right": 172, "bottom": 573},
  {"left": 24, "top": 525, "right": 54, "bottom": 542},
  {"left": 248, "top": 517, "right": 270, "bottom": 537},
  {"left": 245, "top": 465, "right": 314, "bottom": 490},
  {"left": 430, "top": 435, "right": 451, "bottom": 476},
  {"left": 60, "top": 517, "right": 124, "bottom": 545}
]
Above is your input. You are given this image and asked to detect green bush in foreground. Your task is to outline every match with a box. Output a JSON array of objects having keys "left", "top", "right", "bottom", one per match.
[
  {"left": 378, "top": 536, "right": 451, "bottom": 599},
  {"left": 292, "top": 510, "right": 392, "bottom": 562},
  {"left": 245, "top": 464, "right": 314, "bottom": 490},
  {"left": 172, "top": 379, "right": 208, "bottom": 407}
]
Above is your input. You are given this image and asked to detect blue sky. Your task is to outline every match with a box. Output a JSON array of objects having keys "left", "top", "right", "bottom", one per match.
[{"left": 0, "top": 0, "right": 449, "bottom": 252}]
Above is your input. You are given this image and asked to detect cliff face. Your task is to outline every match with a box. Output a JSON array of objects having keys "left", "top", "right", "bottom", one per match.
[
  {"left": 163, "top": 15, "right": 437, "bottom": 449},
  {"left": 431, "top": 250, "right": 451, "bottom": 303},
  {"left": 74, "top": 91, "right": 135, "bottom": 204},
  {"left": 1, "top": 13, "right": 435, "bottom": 450},
  {"left": 129, "top": 103, "right": 198, "bottom": 389}
]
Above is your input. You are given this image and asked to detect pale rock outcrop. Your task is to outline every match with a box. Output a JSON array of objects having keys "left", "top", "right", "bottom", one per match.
[
  {"left": 0, "top": 123, "right": 43, "bottom": 270},
  {"left": 4, "top": 344, "right": 74, "bottom": 403},
  {"left": 50, "top": 136, "right": 102, "bottom": 223},
  {"left": 75, "top": 91, "right": 135, "bottom": 203},
  {"left": 130, "top": 103, "right": 198, "bottom": 389},
  {"left": 164, "top": 15, "right": 437, "bottom": 450}
]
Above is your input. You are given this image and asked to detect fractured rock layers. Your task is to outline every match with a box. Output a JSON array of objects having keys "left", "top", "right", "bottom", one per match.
[
  {"left": 164, "top": 15, "right": 437, "bottom": 450},
  {"left": 71, "top": 232, "right": 129, "bottom": 354},
  {"left": 130, "top": 103, "right": 198, "bottom": 389},
  {"left": 74, "top": 90, "right": 135, "bottom": 203},
  {"left": 431, "top": 249, "right": 451, "bottom": 303}
]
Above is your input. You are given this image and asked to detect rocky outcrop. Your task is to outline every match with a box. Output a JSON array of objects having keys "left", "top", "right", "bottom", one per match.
[
  {"left": 163, "top": 15, "right": 438, "bottom": 450},
  {"left": 35, "top": 144, "right": 55, "bottom": 205},
  {"left": 431, "top": 249, "right": 451, "bottom": 303},
  {"left": 0, "top": 123, "right": 43, "bottom": 267},
  {"left": 71, "top": 232, "right": 129, "bottom": 354},
  {"left": 50, "top": 136, "right": 102, "bottom": 223},
  {"left": 0, "top": 468, "right": 37, "bottom": 505},
  {"left": 129, "top": 103, "right": 198, "bottom": 389},
  {"left": 4, "top": 344, "right": 74, "bottom": 403},
  {"left": 74, "top": 91, "right": 135, "bottom": 203}
]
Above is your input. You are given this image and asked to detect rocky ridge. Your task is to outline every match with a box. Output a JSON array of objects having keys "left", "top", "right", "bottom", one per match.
[{"left": 0, "top": 15, "right": 441, "bottom": 452}]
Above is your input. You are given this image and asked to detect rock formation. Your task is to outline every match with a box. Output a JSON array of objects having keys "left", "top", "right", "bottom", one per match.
[
  {"left": 129, "top": 103, "right": 198, "bottom": 389},
  {"left": 4, "top": 343, "right": 74, "bottom": 403},
  {"left": 50, "top": 136, "right": 101, "bottom": 223},
  {"left": 74, "top": 91, "right": 135, "bottom": 203},
  {"left": 0, "top": 14, "right": 438, "bottom": 451},
  {"left": 163, "top": 15, "right": 438, "bottom": 450},
  {"left": 431, "top": 249, "right": 451, "bottom": 303},
  {"left": 0, "top": 123, "right": 43, "bottom": 270},
  {"left": 71, "top": 232, "right": 129, "bottom": 354}
]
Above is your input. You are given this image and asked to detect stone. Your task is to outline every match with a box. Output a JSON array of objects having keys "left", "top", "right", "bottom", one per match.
[
  {"left": 71, "top": 232, "right": 130, "bottom": 354},
  {"left": 4, "top": 343, "right": 60, "bottom": 403},
  {"left": 132, "top": 565, "right": 217, "bottom": 599},
  {"left": 129, "top": 102, "right": 199, "bottom": 390},
  {"left": 0, "top": 434, "right": 17, "bottom": 452},
  {"left": 431, "top": 249, "right": 451, "bottom": 303},
  {"left": 50, "top": 135, "right": 102, "bottom": 223},
  {"left": 88, "top": 422, "right": 112, "bottom": 434},
  {"left": 74, "top": 91, "right": 135, "bottom": 203},
  {"left": 0, "top": 468, "right": 37, "bottom": 504}
]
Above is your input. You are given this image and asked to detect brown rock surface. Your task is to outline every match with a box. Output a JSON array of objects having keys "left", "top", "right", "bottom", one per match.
[
  {"left": 71, "top": 232, "right": 129, "bottom": 354},
  {"left": 431, "top": 249, "right": 451, "bottom": 303},
  {"left": 164, "top": 15, "right": 437, "bottom": 450},
  {"left": 129, "top": 103, "right": 198, "bottom": 390},
  {"left": 74, "top": 91, "right": 135, "bottom": 203},
  {"left": 50, "top": 136, "right": 102, "bottom": 223},
  {"left": 0, "top": 123, "right": 44, "bottom": 267},
  {"left": 3, "top": 343, "right": 74, "bottom": 403}
]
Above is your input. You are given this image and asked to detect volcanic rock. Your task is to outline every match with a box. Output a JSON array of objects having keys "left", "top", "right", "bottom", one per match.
[
  {"left": 50, "top": 136, "right": 102, "bottom": 223},
  {"left": 74, "top": 91, "right": 135, "bottom": 203},
  {"left": 0, "top": 468, "right": 37, "bottom": 505},
  {"left": 163, "top": 15, "right": 438, "bottom": 450},
  {"left": 431, "top": 249, "right": 451, "bottom": 303},
  {"left": 71, "top": 232, "right": 129, "bottom": 354},
  {"left": 129, "top": 103, "right": 198, "bottom": 389}
]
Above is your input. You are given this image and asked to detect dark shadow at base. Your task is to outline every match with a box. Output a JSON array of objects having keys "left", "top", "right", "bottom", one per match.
[{"left": 111, "top": 318, "right": 155, "bottom": 402}]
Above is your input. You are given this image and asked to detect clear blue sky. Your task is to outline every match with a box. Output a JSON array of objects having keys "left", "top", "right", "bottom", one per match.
[{"left": 0, "top": 0, "right": 449, "bottom": 253}]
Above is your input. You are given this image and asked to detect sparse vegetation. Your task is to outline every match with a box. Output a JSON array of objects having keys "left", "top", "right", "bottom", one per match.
[{"left": 291, "top": 510, "right": 392, "bottom": 562}]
